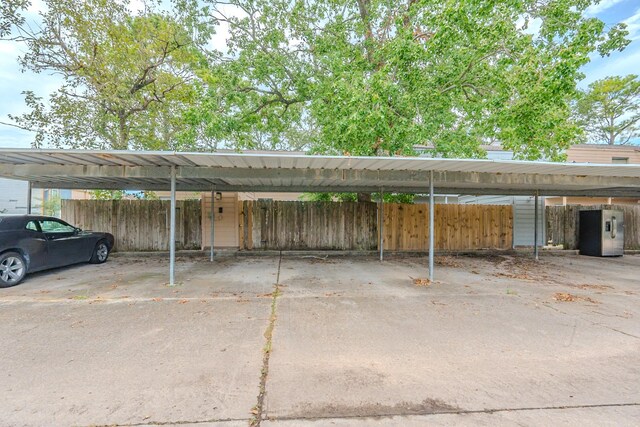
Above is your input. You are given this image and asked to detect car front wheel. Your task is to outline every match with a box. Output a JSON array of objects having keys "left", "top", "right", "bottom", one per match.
[
  {"left": 90, "top": 240, "right": 110, "bottom": 264},
  {"left": 0, "top": 252, "right": 27, "bottom": 287}
]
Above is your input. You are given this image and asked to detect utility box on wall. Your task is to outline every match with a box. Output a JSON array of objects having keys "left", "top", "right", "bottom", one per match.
[{"left": 579, "top": 210, "right": 624, "bottom": 257}]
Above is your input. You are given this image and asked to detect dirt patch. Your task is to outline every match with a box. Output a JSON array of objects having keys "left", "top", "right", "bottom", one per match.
[
  {"left": 491, "top": 256, "right": 557, "bottom": 282},
  {"left": 494, "top": 271, "right": 533, "bottom": 280},
  {"left": 435, "top": 256, "right": 462, "bottom": 268},
  {"left": 289, "top": 398, "right": 459, "bottom": 419},
  {"left": 553, "top": 292, "right": 600, "bottom": 304},
  {"left": 568, "top": 284, "right": 614, "bottom": 291},
  {"left": 461, "top": 252, "right": 510, "bottom": 264}
]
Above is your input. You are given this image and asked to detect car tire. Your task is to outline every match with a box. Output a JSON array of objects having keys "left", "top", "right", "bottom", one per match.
[
  {"left": 0, "top": 251, "right": 27, "bottom": 288},
  {"left": 90, "top": 240, "right": 110, "bottom": 264}
]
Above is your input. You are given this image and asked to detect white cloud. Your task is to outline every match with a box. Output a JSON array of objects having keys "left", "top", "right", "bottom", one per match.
[
  {"left": 127, "top": 0, "right": 146, "bottom": 14},
  {"left": 584, "top": 0, "right": 625, "bottom": 17},
  {"left": 623, "top": 8, "right": 640, "bottom": 40},
  {"left": 208, "top": 3, "right": 248, "bottom": 54},
  {"left": 516, "top": 15, "right": 543, "bottom": 37},
  {"left": 581, "top": 47, "right": 640, "bottom": 86},
  {"left": 27, "top": 0, "right": 46, "bottom": 14}
]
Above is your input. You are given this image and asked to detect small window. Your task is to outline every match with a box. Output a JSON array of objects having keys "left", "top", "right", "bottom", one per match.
[
  {"left": 25, "top": 221, "right": 39, "bottom": 232},
  {"left": 612, "top": 157, "right": 629, "bottom": 164},
  {"left": 39, "top": 220, "right": 75, "bottom": 233}
]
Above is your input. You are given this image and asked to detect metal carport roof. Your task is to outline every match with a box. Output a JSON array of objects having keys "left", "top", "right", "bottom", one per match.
[
  {"left": 1, "top": 148, "right": 639, "bottom": 285},
  {"left": 0, "top": 148, "right": 639, "bottom": 196}
]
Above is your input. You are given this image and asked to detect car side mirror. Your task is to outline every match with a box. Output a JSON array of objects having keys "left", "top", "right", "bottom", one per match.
[{"left": 75, "top": 227, "right": 82, "bottom": 234}]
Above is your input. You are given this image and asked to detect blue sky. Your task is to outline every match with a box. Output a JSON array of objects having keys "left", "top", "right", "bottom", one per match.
[{"left": 1, "top": 0, "right": 639, "bottom": 149}]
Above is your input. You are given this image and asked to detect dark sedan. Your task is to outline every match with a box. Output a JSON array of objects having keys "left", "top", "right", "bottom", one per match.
[{"left": 0, "top": 215, "right": 114, "bottom": 287}]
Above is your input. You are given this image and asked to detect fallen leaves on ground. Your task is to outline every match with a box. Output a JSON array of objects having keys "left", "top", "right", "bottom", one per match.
[
  {"left": 257, "top": 293, "right": 273, "bottom": 298},
  {"left": 554, "top": 293, "right": 578, "bottom": 302},
  {"left": 412, "top": 277, "right": 431, "bottom": 287},
  {"left": 435, "top": 256, "right": 462, "bottom": 267},
  {"left": 568, "top": 284, "right": 613, "bottom": 291},
  {"left": 553, "top": 292, "right": 600, "bottom": 304},
  {"left": 494, "top": 272, "right": 532, "bottom": 280}
]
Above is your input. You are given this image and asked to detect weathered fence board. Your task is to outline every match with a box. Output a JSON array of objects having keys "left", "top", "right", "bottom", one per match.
[
  {"left": 382, "top": 203, "right": 513, "bottom": 251},
  {"left": 61, "top": 200, "right": 201, "bottom": 251},
  {"left": 239, "top": 200, "right": 378, "bottom": 250},
  {"left": 241, "top": 200, "right": 513, "bottom": 251},
  {"left": 546, "top": 204, "right": 640, "bottom": 250}
]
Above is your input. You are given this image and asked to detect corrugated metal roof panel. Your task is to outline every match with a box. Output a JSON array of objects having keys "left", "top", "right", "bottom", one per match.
[{"left": 1, "top": 148, "right": 639, "bottom": 196}]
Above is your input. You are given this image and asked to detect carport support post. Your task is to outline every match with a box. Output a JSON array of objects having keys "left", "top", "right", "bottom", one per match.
[
  {"left": 534, "top": 191, "right": 539, "bottom": 261},
  {"left": 169, "top": 166, "right": 177, "bottom": 286},
  {"left": 214, "top": 188, "right": 216, "bottom": 262},
  {"left": 379, "top": 188, "right": 384, "bottom": 262},
  {"left": 27, "top": 181, "right": 32, "bottom": 214},
  {"left": 429, "top": 170, "right": 435, "bottom": 282}
]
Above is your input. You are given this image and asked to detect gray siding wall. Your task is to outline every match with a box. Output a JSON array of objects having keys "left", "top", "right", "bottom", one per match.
[
  {"left": 513, "top": 196, "right": 545, "bottom": 247},
  {"left": 459, "top": 195, "right": 545, "bottom": 247},
  {"left": 0, "top": 178, "right": 28, "bottom": 214}
]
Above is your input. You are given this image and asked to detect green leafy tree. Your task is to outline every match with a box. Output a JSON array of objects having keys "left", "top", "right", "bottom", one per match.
[
  {"left": 90, "top": 190, "right": 125, "bottom": 200},
  {"left": 5, "top": 0, "right": 210, "bottom": 150},
  {"left": 197, "top": 0, "right": 628, "bottom": 160},
  {"left": 574, "top": 75, "right": 640, "bottom": 145},
  {"left": 43, "top": 194, "right": 61, "bottom": 217},
  {"left": 303, "top": 192, "right": 414, "bottom": 203},
  {"left": 0, "top": 0, "right": 29, "bottom": 38}
]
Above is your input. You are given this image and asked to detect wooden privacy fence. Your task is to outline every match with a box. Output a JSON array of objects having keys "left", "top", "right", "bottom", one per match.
[
  {"left": 240, "top": 200, "right": 378, "bottom": 250},
  {"left": 61, "top": 199, "right": 201, "bottom": 251},
  {"left": 382, "top": 203, "right": 513, "bottom": 250},
  {"left": 240, "top": 200, "right": 513, "bottom": 251},
  {"left": 546, "top": 204, "right": 640, "bottom": 250}
]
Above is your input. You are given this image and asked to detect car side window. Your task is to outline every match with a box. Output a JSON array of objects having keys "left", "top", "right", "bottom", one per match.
[
  {"left": 39, "top": 220, "right": 76, "bottom": 234},
  {"left": 25, "top": 221, "right": 40, "bottom": 232}
]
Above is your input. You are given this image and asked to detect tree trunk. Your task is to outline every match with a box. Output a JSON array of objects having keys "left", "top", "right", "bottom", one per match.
[
  {"left": 357, "top": 193, "right": 372, "bottom": 202},
  {"left": 116, "top": 113, "right": 129, "bottom": 150}
]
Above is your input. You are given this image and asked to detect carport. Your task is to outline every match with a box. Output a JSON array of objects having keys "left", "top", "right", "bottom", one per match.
[{"left": 1, "top": 148, "right": 639, "bottom": 285}]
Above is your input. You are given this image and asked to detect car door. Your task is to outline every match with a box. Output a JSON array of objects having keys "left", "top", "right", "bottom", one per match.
[
  {"left": 39, "top": 219, "right": 88, "bottom": 267},
  {"left": 19, "top": 220, "right": 49, "bottom": 271}
]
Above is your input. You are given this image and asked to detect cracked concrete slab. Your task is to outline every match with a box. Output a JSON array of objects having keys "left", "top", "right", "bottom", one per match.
[
  {"left": 264, "top": 255, "right": 640, "bottom": 423},
  {"left": 0, "top": 257, "right": 278, "bottom": 427},
  {"left": 1, "top": 253, "right": 639, "bottom": 426},
  {"left": 262, "top": 404, "right": 640, "bottom": 426}
]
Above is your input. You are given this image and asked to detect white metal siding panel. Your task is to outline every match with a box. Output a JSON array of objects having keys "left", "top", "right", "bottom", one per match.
[
  {"left": 513, "top": 196, "right": 545, "bottom": 247},
  {"left": 460, "top": 195, "right": 544, "bottom": 247},
  {"left": 0, "top": 178, "right": 28, "bottom": 213},
  {"left": 459, "top": 195, "right": 514, "bottom": 205}
]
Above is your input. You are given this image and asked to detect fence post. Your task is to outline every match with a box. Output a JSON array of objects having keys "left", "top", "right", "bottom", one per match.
[
  {"left": 169, "top": 166, "right": 176, "bottom": 286},
  {"left": 379, "top": 189, "right": 384, "bottom": 261},
  {"left": 534, "top": 191, "right": 539, "bottom": 261},
  {"left": 210, "top": 189, "right": 215, "bottom": 261},
  {"left": 429, "top": 170, "right": 435, "bottom": 282}
]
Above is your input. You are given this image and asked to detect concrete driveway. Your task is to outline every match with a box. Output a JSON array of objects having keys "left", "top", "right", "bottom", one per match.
[{"left": 0, "top": 252, "right": 638, "bottom": 426}]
